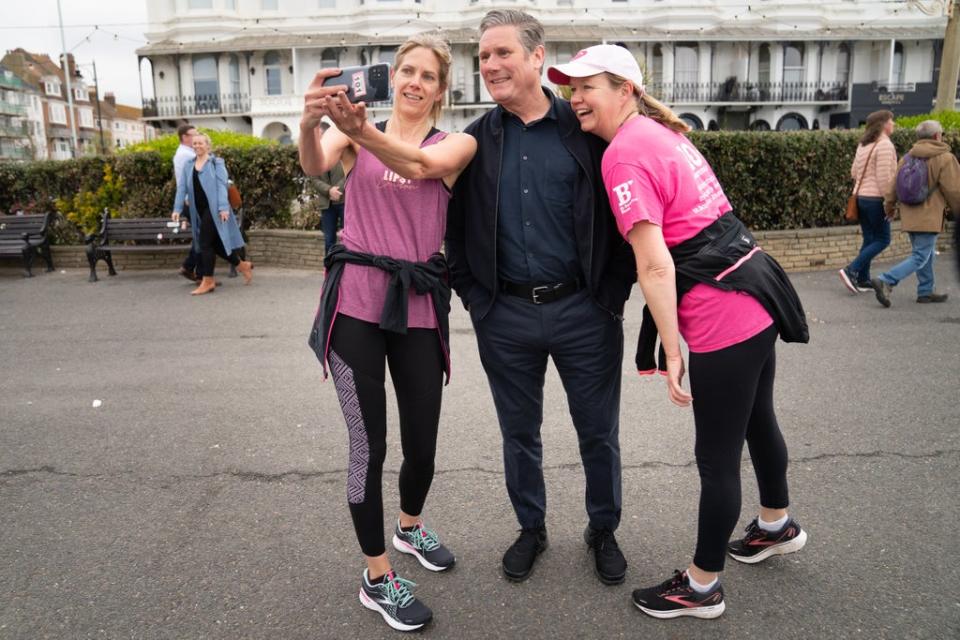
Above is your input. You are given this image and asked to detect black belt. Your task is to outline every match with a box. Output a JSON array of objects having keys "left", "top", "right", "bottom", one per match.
[{"left": 500, "top": 278, "right": 582, "bottom": 305}]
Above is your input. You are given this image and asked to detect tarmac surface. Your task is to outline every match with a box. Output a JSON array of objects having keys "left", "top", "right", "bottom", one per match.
[{"left": 1, "top": 255, "right": 958, "bottom": 639}]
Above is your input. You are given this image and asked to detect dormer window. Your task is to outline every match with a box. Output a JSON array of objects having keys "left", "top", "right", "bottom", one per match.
[
  {"left": 45, "top": 81, "right": 61, "bottom": 96},
  {"left": 74, "top": 87, "right": 86, "bottom": 101}
]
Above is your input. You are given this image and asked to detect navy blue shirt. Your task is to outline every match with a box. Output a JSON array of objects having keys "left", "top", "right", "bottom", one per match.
[{"left": 496, "top": 93, "right": 581, "bottom": 284}]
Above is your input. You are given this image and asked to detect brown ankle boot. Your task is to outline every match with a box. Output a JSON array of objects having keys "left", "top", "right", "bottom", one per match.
[
  {"left": 237, "top": 260, "right": 253, "bottom": 285},
  {"left": 191, "top": 276, "right": 216, "bottom": 295}
]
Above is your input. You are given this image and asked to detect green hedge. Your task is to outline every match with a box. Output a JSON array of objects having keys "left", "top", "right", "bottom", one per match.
[
  {"left": 895, "top": 110, "right": 960, "bottom": 132},
  {"left": 2, "top": 129, "right": 959, "bottom": 240}
]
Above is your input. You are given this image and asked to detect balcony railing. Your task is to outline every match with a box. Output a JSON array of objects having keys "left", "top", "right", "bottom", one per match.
[
  {"left": 646, "top": 81, "right": 849, "bottom": 105},
  {"left": 0, "top": 121, "right": 28, "bottom": 138},
  {"left": 0, "top": 75, "right": 28, "bottom": 91},
  {"left": 142, "top": 93, "right": 251, "bottom": 118},
  {"left": 0, "top": 100, "right": 26, "bottom": 116},
  {"left": 0, "top": 145, "right": 31, "bottom": 160}
]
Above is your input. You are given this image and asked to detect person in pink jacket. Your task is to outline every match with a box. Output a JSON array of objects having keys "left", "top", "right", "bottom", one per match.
[{"left": 839, "top": 110, "right": 898, "bottom": 293}]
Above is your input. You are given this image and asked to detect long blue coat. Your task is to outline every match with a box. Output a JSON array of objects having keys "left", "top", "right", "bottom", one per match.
[{"left": 173, "top": 154, "right": 245, "bottom": 254}]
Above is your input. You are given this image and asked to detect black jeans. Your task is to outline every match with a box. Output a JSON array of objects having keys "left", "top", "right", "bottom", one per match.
[
  {"left": 688, "top": 324, "right": 790, "bottom": 572},
  {"left": 328, "top": 314, "right": 444, "bottom": 557},
  {"left": 472, "top": 288, "right": 623, "bottom": 531}
]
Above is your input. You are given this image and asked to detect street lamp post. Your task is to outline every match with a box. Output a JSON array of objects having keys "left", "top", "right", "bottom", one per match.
[{"left": 56, "top": 0, "right": 80, "bottom": 157}]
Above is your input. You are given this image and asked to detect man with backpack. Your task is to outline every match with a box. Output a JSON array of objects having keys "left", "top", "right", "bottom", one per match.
[{"left": 871, "top": 120, "right": 960, "bottom": 307}]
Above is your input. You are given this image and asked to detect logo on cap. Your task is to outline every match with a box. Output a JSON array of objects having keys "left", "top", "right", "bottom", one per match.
[{"left": 572, "top": 49, "right": 589, "bottom": 61}]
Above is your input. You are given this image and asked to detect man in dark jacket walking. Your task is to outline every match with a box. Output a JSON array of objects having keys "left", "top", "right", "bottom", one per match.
[
  {"left": 446, "top": 9, "right": 636, "bottom": 585},
  {"left": 872, "top": 119, "right": 960, "bottom": 306}
]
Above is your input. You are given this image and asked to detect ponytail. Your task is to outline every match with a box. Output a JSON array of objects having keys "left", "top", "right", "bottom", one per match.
[
  {"left": 603, "top": 72, "right": 691, "bottom": 134},
  {"left": 637, "top": 93, "right": 691, "bottom": 134}
]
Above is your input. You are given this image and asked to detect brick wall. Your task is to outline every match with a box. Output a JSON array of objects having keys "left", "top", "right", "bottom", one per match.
[
  {"left": 2, "top": 223, "right": 955, "bottom": 275},
  {"left": 755, "top": 222, "right": 955, "bottom": 272}
]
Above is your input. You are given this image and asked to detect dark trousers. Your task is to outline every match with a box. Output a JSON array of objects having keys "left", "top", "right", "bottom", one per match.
[
  {"left": 198, "top": 207, "right": 240, "bottom": 277},
  {"left": 180, "top": 204, "right": 200, "bottom": 273},
  {"left": 472, "top": 289, "right": 623, "bottom": 531},
  {"left": 329, "top": 315, "right": 445, "bottom": 557},
  {"left": 322, "top": 202, "right": 345, "bottom": 255},
  {"left": 847, "top": 196, "right": 891, "bottom": 283},
  {"left": 688, "top": 325, "right": 790, "bottom": 572}
]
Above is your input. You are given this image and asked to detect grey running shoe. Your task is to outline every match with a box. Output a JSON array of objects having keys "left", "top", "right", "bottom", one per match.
[
  {"left": 727, "top": 517, "right": 808, "bottom": 564},
  {"left": 392, "top": 521, "right": 455, "bottom": 572},
  {"left": 871, "top": 278, "right": 892, "bottom": 307},
  {"left": 359, "top": 569, "right": 432, "bottom": 632}
]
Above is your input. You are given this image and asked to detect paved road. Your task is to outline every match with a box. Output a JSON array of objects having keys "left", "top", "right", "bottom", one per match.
[{"left": 1, "top": 256, "right": 958, "bottom": 639}]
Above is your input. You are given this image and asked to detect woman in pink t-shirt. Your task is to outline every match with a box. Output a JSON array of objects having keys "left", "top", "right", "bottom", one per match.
[
  {"left": 549, "top": 45, "right": 807, "bottom": 621},
  {"left": 299, "top": 33, "right": 477, "bottom": 632}
]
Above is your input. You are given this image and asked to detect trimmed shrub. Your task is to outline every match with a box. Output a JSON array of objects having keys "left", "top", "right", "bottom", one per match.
[
  {"left": 4, "top": 128, "right": 959, "bottom": 240},
  {"left": 895, "top": 110, "right": 960, "bottom": 132},
  {"left": 121, "top": 128, "right": 278, "bottom": 164},
  {"left": 55, "top": 164, "right": 125, "bottom": 235}
]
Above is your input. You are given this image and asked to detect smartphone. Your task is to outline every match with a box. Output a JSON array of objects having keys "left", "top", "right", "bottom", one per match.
[{"left": 321, "top": 63, "right": 391, "bottom": 104}]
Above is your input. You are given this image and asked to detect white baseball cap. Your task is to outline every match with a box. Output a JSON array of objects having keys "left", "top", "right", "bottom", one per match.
[{"left": 547, "top": 44, "right": 644, "bottom": 93}]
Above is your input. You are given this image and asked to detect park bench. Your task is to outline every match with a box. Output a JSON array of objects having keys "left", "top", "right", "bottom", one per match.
[
  {"left": 0, "top": 212, "right": 55, "bottom": 277},
  {"left": 85, "top": 214, "right": 192, "bottom": 282},
  {"left": 84, "top": 209, "right": 246, "bottom": 282}
]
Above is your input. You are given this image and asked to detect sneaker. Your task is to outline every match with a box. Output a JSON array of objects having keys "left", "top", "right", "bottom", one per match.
[
  {"left": 358, "top": 569, "right": 432, "bottom": 632},
  {"left": 632, "top": 570, "right": 725, "bottom": 620},
  {"left": 917, "top": 293, "right": 948, "bottom": 303},
  {"left": 392, "top": 520, "right": 456, "bottom": 572},
  {"left": 584, "top": 526, "right": 627, "bottom": 585},
  {"left": 871, "top": 278, "right": 892, "bottom": 307},
  {"left": 855, "top": 281, "right": 874, "bottom": 293},
  {"left": 727, "top": 517, "right": 808, "bottom": 564},
  {"left": 838, "top": 267, "right": 859, "bottom": 294},
  {"left": 502, "top": 526, "right": 548, "bottom": 582}
]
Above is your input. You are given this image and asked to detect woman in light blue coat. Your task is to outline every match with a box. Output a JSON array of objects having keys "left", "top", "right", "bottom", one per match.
[{"left": 172, "top": 132, "right": 252, "bottom": 294}]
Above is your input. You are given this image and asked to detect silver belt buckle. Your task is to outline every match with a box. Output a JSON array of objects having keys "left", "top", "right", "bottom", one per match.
[{"left": 530, "top": 285, "right": 550, "bottom": 304}]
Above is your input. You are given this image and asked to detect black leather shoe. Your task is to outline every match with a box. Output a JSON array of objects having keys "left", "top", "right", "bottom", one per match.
[
  {"left": 502, "top": 526, "right": 548, "bottom": 582},
  {"left": 178, "top": 266, "right": 200, "bottom": 283},
  {"left": 584, "top": 526, "right": 626, "bottom": 585}
]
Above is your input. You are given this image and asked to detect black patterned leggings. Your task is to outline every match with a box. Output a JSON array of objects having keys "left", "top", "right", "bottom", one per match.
[
  {"left": 328, "top": 314, "right": 444, "bottom": 557},
  {"left": 689, "top": 324, "right": 790, "bottom": 572}
]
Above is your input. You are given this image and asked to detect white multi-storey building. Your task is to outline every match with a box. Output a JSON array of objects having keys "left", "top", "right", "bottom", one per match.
[{"left": 137, "top": 1, "right": 956, "bottom": 139}]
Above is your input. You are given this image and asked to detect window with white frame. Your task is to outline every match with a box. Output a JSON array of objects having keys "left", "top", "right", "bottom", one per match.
[
  {"left": 321, "top": 48, "right": 339, "bottom": 68},
  {"left": 79, "top": 108, "right": 93, "bottom": 128},
  {"left": 674, "top": 43, "right": 698, "bottom": 85},
  {"left": 188, "top": 0, "right": 213, "bottom": 8},
  {"left": 782, "top": 43, "right": 805, "bottom": 85},
  {"left": 758, "top": 44, "right": 771, "bottom": 84},
  {"left": 45, "top": 81, "right": 60, "bottom": 96},
  {"left": 74, "top": 87, "right": 86, "bottom": 101},
  {"left": 225, "top": 0, "right": 236, "bottom": 8},
  {"left": 836, "top": 43, "right": 850, "bottom": 86},
  {"left": 49, "top": 102, "right": 66, "bottom": 124},
  {"left": 264, "top": 51, "right": 283, "bottom": 96},
  {"left": 262, "top": 0, "right": 278, "bottom": 9},
  {"left": 892, "top": 42, "right": 905, "bottom": 86}
]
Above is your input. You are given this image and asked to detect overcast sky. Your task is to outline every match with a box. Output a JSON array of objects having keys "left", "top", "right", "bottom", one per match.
[{"left": 0, "top": 0, "right": 150, "bottom": 107}]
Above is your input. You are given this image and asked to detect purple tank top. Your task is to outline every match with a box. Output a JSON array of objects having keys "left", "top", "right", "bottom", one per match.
[{"left": 336, "top": 129, "right": 451, "bottom": 329}]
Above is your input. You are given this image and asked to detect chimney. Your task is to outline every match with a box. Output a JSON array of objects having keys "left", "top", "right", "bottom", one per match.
[
  {"left": 58, "top": 52, "right": 78, "bottom": 79},
  {"left": 105, "top": 92, "right": 116, "bottom": 107}
]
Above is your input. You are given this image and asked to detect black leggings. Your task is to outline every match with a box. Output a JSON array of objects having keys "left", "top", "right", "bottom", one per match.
[
  {"left": 328, "top": 314, "right": 444, "bottom": 557},
  {"left": 689, "top": 324, "right": 790, "bottom": 572},
  {"left": 198, "top": 207, "right": 240, "bottom": 277}
]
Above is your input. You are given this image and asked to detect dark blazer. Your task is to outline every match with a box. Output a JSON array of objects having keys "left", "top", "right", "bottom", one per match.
[{"left": 446, "top": 90, "right": 635, "bottom": 319}]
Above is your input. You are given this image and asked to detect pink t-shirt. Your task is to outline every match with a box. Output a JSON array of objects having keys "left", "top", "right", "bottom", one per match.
[
  {"left": 336, "top": 130, "right": 450, "bottom": 329},
  {"left": 602, "top": 116, "right": 773, "bottom": 353}
]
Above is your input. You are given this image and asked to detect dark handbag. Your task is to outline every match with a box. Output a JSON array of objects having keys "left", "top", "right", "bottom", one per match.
[{"left": 846, "top": 142, "right": 879, "bottom": 223}]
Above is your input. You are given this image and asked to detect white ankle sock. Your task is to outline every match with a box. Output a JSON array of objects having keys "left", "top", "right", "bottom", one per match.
[
  {"left": 687, "top": 572, "right": 718, "bottom": 593},
  {"left": 758, "top": 514, "right": 788, "bottom": 532}
]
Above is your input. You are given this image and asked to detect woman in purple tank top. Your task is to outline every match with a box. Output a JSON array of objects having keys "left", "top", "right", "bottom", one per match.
[{"left": 299, "top": 33, "right": 476, "bottom": 632}]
